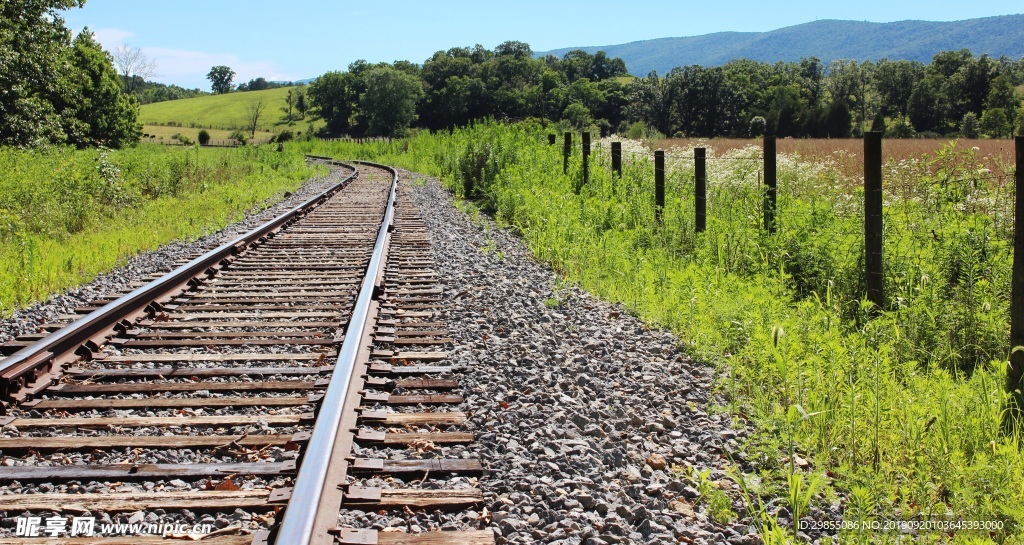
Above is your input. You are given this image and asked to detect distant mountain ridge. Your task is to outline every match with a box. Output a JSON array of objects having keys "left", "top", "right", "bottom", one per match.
[{"left": 538, "top": 15, "right": 1024, "bottom": 76}]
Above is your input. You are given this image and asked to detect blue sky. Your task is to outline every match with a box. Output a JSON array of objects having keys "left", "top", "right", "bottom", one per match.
[{"left": 61, "top": 1, "right": 1023, "bottom": 90}]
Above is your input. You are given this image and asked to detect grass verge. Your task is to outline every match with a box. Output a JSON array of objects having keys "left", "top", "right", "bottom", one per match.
[{"left": 0, "top": 143, "right": 319, "bottom": 315}]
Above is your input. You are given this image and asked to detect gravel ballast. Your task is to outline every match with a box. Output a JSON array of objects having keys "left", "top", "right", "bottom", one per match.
[{"left": 403, "top": 172, "right": 756, "bottom": 545}]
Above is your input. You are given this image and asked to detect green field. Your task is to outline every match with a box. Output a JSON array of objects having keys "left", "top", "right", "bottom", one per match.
[
  {"left": 140, "top": 86, "right": 322, "bottom": 135},
  {"left": 0, "top": 144, "right": 320, "bottom": 315}
]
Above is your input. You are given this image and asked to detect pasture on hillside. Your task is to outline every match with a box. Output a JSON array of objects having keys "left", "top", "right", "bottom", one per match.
[{"left": 140, "top": 86, "right": 323, "bottom": 143}]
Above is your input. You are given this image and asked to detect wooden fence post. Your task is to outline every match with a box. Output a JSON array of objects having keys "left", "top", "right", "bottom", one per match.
[
  {"left": 864, "top": 131, "right": 884, "bottom": 311},
  {"left": 611, "top": 142, "right": 622, "bottom": 176},
  {"left": 1010, "top": 136, "right": 1024, "bottom": 421},
  {"left": 695, "top": 148, "right": 707, "bottom": 233},
  {"left": 563, "top": 132, "right": 571, "bottom": 174},
  {"left": 764, "top": 136, "right": 777, "bottom": 234},
  {"left": 582, "top": 131, "right": 590, "bottom": 188},
  {"left": 655, "top": 150, "right": 665, "bottom": 224}
]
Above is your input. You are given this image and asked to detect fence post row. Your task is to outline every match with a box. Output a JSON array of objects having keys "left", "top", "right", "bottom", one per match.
[
  {"left": 563, "top": 132, "right": 571, "bottom": 174},
  {"left": 582, "top": 132, "right": 591, "bottom": 188},
  {"left": 655, "top": 149, "right": 665, "bottom": 224},
  {"left": 695, "top": 148, "right": 707, "bottom": 233},
  {"left": 1010, "top": 136, "right": 1024, "bottom": 414},
  {"left": 864, "top": 131, "right": 884, "bottom": 311},
  {"left": 611, "top": 142, "right": 622, "bottom": 177},
  {"left": 764, "top": 136, "right": 777, "bottom": 234}
]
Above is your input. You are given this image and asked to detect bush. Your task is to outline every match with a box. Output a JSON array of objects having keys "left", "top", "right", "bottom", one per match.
[
  {"left": 229, "top": 130, "right": 247, "bottom": 145},
  {"left": 197, "top": 130, "right": 210, "bottom": 146},
  {"left": 749, "top": 116, "right": 766, "bottom": 137},
  {"left": 960, "top": 112, "right": 980, "bottom": 138},
  {"left": 276, "top": 130, "right": 294, "bottom": 143}
]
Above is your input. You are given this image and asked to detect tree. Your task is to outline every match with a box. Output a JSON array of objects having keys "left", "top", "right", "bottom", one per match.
[
  {"left": 243, "top": 77, "right": 269, "bottom": 92},
  {"left": 626, "top": 71, "right": 676, "bottom": 137},
  {"left": 244, "top": 99, "right": 266, "bottom": 138},
  {"left": 960, "top": 112, "right": 980, "bottom": 138},
  {"left": 112, "top": 44, "right": 156, "bottom": 95},
  {"left": 70, "top": 30, "right": 141, "bottom": 147},
  {"left": 749, "top": 116, "right": 766, "bottom": 137},
  {"left": 562, "top": 102, "right": 592, "bottom": 129},
  {"left": 295, "top": 88, "right": 307, "bottom": 119},
  {"left": 281, "top": 89, "right": 295, "bottom": 123},
  {"left": 358, "top": 66, "right": 424, "bottom": 136},
  {"left": 980, "top": 108, "right": 1010, "bottom": 138},
  {"left": 207, "top": 65, "right": 235, "bottom": 94},
  {"left": 873, "top": 59, "right": 922, "bottom": 119},
  {"left": 0, "top": 0, "right": 85, "bottom": 146},
  {"left": 308, "top": 71, "right": 357, "bottom": 135},
  {"left": 670, "top": 65, "right": 742, "bottom": 137}
]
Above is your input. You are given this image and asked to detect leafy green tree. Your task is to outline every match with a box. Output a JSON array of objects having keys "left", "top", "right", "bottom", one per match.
[
  {"left": 281, "top": 88, "right": 295, "bottom": 123},
  {"left": 749, "top": 116, "right": 766, "bottom": 137},
  {"left": 358, "top": 66, "right": 424, "bottom": 136},
  {"left": 562, "top": 102, "right": 592, "bottom": 129},
  {"left": 980, "top": 108, "right": 1010, "bottom": 138},
  {"left": 670, "top": 65, "right": 742, "bottom": 137},
  {"left": 960, "top": 111, "right": 980, "bottom": 138},
  {"left": 766, "top": 85, "right": 804, "bottom": 137},
  {"left": 873, "top": 59, "right": 923, "bottom": 119},
  {"left": 207, "top": 65, "right": 235, "bottom": 94},
  {"left": 295, "top": 88, "right": 307, "bottom": 119},
  {"left": 308, "top": 71, "right": 357, "bottom": 136},
  {"left": 908, "top": 74, "right": 944, "bottom": 133},
  {"left": 0, "top": 0, "right": 84, "bottom": 146},
  {"left": 69, "top": 29, "right": 141, "bottom": 147},
  {"left": 816, "top": 99, "right": 852, "bottom": 138},
  {"left": 796, "top": 57, "right": 825, "bottom": 108},
  {"left": 627, "top": 71, "right": 676, "bottom": 137},
  {"left": 986, "top": 74, "right": 1020, "bottom": 128}
]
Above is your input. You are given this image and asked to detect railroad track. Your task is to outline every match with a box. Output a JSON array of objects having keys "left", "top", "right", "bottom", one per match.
[{"left": 0, "top": 159, "right": 494, "bottom": 545}]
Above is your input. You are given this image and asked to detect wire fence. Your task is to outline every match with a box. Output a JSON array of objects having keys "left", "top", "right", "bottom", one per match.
[{"left": 549, "top": 132, "right": 1020, "bottom": 316}]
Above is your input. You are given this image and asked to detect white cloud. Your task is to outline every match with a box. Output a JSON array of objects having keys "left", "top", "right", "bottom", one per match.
[{"left": 142, "top": 47, "right": 296, "bottom": 89}]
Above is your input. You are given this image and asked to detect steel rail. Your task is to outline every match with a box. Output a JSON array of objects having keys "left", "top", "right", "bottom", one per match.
[
  {"left": 273, "top": 161, "right": 398, "bottom": 545},
  {"left": 0, "top": 158, "right": 357, "bottom": 404}
]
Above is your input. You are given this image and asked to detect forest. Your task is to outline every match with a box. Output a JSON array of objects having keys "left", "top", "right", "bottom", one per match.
[{"left": 309, "top": 42, "right": 1024, "bottom": 139}]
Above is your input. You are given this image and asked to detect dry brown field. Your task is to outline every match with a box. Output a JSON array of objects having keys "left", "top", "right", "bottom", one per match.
[{"left": 652, "top": 137, "right": 1016, "bottom": 180}]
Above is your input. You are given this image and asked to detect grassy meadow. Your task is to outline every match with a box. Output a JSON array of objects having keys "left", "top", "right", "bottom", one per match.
[
  {"left": 0, "top": 144, "right": 320, "bottom": 315},
  {"left": 139, "top": 86, "right": 323, "bottom": 142},
  {"left": 297, "top": 125, "right": 1024, "bottom": 544}
]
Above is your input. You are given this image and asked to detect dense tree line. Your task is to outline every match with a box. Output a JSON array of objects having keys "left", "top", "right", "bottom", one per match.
[
  {"left": 309, "top": 42, "right": 1024, "bottom": 139},
  {"left": 0, "top": 0, "right": 140, "bottom": 147},
  {"left": 308, "top": 42, "right": 629, "bottom": 137}
]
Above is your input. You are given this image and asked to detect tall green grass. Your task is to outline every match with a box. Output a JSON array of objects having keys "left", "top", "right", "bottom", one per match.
[
  {"left": 0, "top": 144, "right": 319, "bottom": 315},
  {"left": 300, "top": 124, "right": 1024, "bottom": 543}
]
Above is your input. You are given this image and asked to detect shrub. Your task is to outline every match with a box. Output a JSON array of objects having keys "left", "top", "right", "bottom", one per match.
[
  {"left": 276, "top": 130, "right": 294, "bottom": 143},
  {"left": 749, "top": 116, "right": 767, "bottom": 137},
  {"left": 229, "top": 130, "right": 247, "bottom": 145},
  {"left": 960, "top": 112, "right": 980, "bottom": 138},
  {"left": 197, "top": 130, "right": 210, "bottom": 146}
]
